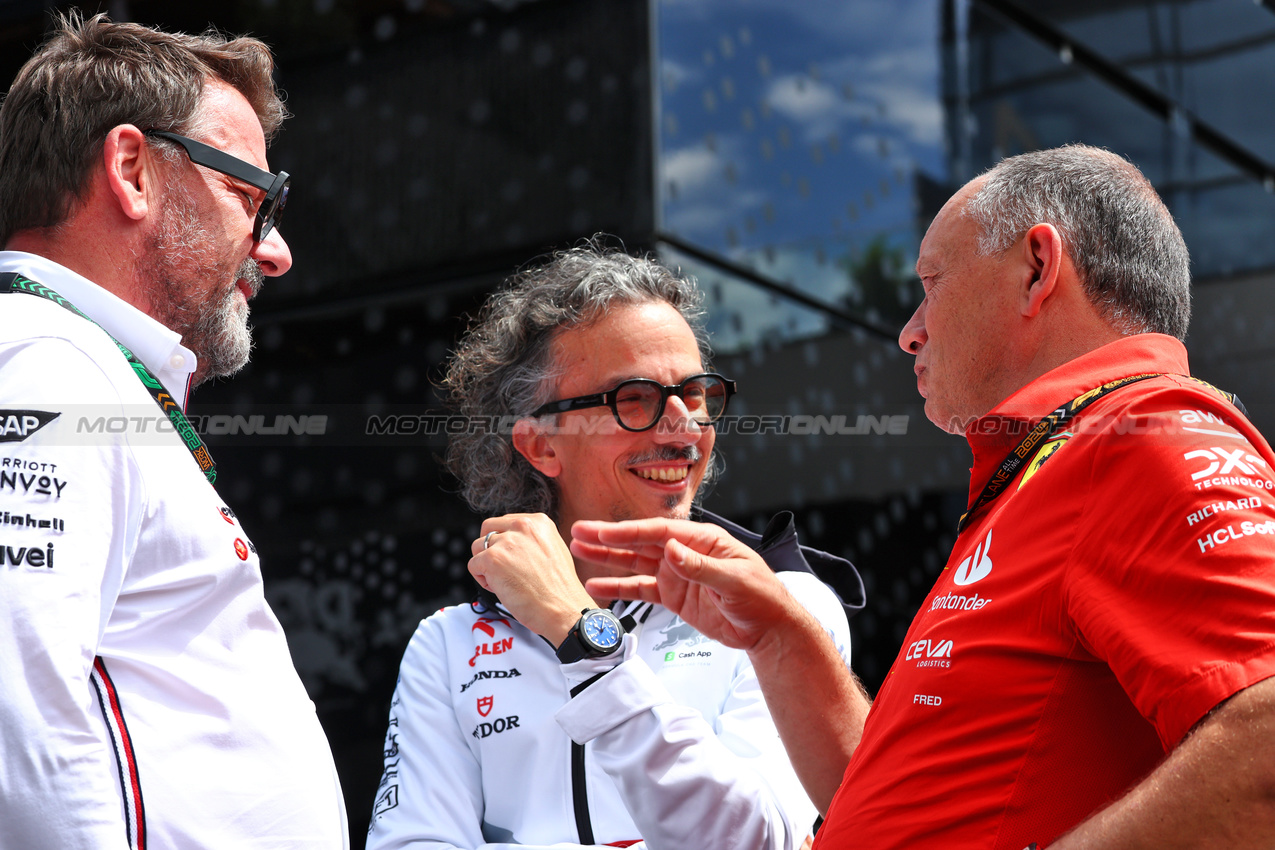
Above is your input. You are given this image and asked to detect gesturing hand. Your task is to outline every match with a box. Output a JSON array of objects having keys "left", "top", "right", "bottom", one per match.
[
  {"left": 469, "top": 513, "right": 597, "bottom": 647},
  {"left": 571, "top": 517, "right": 802, "bottom": 652}
]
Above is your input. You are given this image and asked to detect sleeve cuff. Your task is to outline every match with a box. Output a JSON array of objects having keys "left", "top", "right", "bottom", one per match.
[{"left": 555, "top": 636, "right": 671, "bottom": 743}]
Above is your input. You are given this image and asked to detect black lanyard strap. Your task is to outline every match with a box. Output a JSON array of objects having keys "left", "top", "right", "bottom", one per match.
[
  {"left": 0, "top": 272, "right": 217, "bottom": 484},
  {"left": 957, "top": 373, "right": 1163, "bottom": 534},
  {"left": 957, "top": 371, "right": 1246, "bottom": 534}
]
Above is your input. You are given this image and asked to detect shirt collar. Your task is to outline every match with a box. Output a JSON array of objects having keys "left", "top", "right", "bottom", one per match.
[
  {"left": 965, "top": 333, "right": 1190, "bottom": 502},
  {"left": 0, "top": 251, "right": 197, "bottom": 409}
]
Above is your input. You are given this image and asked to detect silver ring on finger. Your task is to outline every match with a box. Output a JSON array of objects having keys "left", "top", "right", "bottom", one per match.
[{"left": 483, "top": 530, "right": 498, "bottom": 550}]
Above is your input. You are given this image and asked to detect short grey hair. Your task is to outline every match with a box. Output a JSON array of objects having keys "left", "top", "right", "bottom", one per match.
[
  {"left": 964, "top": 144, "right": 1190, "bottom": 340},
  {"left": 443, "top": 239, "right": 714, "bottom": 517}
]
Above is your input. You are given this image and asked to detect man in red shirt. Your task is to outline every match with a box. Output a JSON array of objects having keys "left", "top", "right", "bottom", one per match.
[{"left": 577, "top": 144, "right": 1275, "bottom": 848}]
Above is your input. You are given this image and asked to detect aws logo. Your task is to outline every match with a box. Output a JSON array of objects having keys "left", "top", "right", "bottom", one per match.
[{"left": 952, "top": 528, "right": 993, "bottom": 586}]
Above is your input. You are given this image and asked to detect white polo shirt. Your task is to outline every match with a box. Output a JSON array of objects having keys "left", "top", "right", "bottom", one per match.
[{"left": 0, "top": 253, "right": 348, "bottom": 849}]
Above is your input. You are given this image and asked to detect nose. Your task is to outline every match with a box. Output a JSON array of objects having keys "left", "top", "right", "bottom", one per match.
[
  {"left": 652, "top": 393, "right": 703, "bottom": 445},
  {"left": 251, "top": 227, "right": 293, "bottom": 276},
  {"left": 898, "top": 298, "right": 927, "bottom": 354}
]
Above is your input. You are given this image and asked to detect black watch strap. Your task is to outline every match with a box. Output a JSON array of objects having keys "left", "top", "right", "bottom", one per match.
[{"left": 556, "top": 608, "right": 627, "bottom": 664}]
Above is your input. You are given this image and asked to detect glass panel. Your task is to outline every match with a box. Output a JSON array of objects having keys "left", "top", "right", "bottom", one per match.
[{"left": 657, "top": 0, "right": 945, "bottom": 333}]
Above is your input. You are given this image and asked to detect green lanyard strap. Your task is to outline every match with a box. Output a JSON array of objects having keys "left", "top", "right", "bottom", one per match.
[
  {"left": 1, "top": 272, "right": 217, "bottom": 484},
  {"left": 955, "top": 372, "right": 1244, "bottom": 534}
]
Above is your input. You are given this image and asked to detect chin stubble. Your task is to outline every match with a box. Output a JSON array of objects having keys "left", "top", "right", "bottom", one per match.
[{"left": 139, "top": 181, "right": 264, "bottom": 385}]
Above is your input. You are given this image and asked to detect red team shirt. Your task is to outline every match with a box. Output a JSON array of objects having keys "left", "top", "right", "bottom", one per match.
[{"left": 815, "top": 334, "right": 1275, "bottom": 849}]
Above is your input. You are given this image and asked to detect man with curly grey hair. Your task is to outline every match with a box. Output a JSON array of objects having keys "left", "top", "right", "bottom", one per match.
[
  {"left": 582, "top": 145, "right": 1275, "bottom": 848},
  {"left": 368, "top": 242, "right": 863, "bottom": 850}
]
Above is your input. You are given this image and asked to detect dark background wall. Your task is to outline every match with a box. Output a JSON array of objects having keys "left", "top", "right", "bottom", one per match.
[{"left": 3, "top": 1, "right": 1273, "bottom": 845}]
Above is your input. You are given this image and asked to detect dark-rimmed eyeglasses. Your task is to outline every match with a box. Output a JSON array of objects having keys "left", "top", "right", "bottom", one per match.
[
  {"left": 530, "top": 373, "right": 737, "bottom": 432},
  {"left": 145, "top": 130, "right": 290, "bottom": 243}
]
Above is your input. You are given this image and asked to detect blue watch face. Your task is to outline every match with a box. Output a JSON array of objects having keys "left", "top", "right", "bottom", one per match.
[{"left": 582, "top": 611, "right": 622, "bottom": 651}]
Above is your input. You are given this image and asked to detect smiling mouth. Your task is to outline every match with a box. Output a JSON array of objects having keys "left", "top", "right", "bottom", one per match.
[{"left": 634, "top": 466, "right": 690, "bottom": 483}]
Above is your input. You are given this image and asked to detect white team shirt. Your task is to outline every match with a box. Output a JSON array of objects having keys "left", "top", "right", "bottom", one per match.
[
  {"left": 0, "top": 253, "right": 348, "bottom": 848},
  {"left": 368, "top": 570, "right": 851, "bottom": 850}
]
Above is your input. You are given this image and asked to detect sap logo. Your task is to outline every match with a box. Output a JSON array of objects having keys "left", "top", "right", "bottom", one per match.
[
  {"left": 472, "top": 715, "right": 520, "bottom": 739},
  {"left": 459, "top": 668, "right": 522, "bottom": 693},
  {"left": 905, "top": 638, "right": 953, "bottom": 661},
  {"left": 1184, "top": 447, "right": 1268, "bottom": 480},
  {"left": 477, "top": 695, "right": 493, "bottom": 717},
  {"left": 0, "top": 410, "right": 59, "bottom": 443},
  {"left": 0, "top": 542, "right": 54, "bottom": 569},
  {"left": 653, "top": 617, "right": 709, "bottom": 651},
  {"left": 952, "top": 528, "right": 993, "bottom": 586}
]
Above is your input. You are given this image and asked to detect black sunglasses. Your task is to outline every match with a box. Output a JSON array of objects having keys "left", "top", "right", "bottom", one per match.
[
  {"left": 145, "top": 130, "right": 290, "bottom": 243},
  {"left": 531, "top": 372, "right": 738, "bottom": 432}
]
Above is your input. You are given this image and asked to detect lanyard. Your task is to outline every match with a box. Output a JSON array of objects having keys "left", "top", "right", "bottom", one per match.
[
  {"left": 956, "top": 372, "right": 1246, "bottom": 534},
  {"left": 1, "top": 272, "right": 217, "bottom": 484},
  {"left": 955, "top": 373, "right": 1164, "bottom": 534}
]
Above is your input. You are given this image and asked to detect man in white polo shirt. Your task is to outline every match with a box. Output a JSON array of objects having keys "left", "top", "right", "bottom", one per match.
[{"left": 0, "top": 12, "right": 347, "bottom": 849}]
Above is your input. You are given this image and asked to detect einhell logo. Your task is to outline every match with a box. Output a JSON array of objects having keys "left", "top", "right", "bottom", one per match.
[
  {"left": 471, "top": 618, "right": 514, "bottom": 667},
  {"left": 0, "top": 410, "right": 59, "bottom": 443},
  {"left": 477, "top": 696, "right": 493, "bottom": 717},
  {"left": 952, "top": 528, "right": 993, "bottom": 586}
]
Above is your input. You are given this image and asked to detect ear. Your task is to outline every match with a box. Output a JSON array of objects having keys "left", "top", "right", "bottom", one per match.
[
  {"left": 512, "top": 417, "right": 561, "bottom": 478},
  {"left": 101, "top": 125, "right": 155, "bottom": 223},
  {"left": 1020, "top": 222, "right": 1064, "bottom": 318}
]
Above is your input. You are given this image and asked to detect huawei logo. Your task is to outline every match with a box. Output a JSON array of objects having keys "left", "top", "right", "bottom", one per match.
[{"left": 952, "top": 528, "right": 993, "bottom": 586}]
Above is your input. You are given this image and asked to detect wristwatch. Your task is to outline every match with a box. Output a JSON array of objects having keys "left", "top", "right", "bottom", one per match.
[{"left": 555, "top": 608, "right": 625, "bottom": 664}]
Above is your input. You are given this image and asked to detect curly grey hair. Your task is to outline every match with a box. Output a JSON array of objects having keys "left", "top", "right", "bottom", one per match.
[
  {"left": 443, "top": 240, "right": 715, "bottom": 517},
  {"left": 964, "top": 144, "right": 1191, "bottom": 340}
]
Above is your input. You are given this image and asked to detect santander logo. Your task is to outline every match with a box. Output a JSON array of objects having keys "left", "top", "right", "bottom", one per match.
[{"left": 953, "top": 528, "right": 993, "bottom": 586}]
